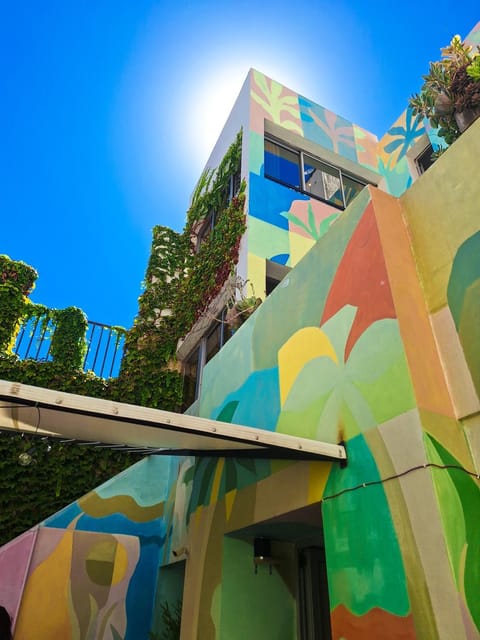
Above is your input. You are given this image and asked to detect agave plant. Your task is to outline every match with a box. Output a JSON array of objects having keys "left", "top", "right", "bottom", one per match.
[{"left": 409, "top": 35, "right": 480, "bottom": 145}]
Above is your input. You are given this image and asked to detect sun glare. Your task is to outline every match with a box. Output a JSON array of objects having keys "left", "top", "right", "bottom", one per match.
[{"left": 185, "top": 55, "right": 327, "bottom": 170}]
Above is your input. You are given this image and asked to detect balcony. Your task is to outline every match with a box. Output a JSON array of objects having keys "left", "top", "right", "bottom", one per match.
[{"left": 13, "top": 316, "right": 125, "bottom": 378}]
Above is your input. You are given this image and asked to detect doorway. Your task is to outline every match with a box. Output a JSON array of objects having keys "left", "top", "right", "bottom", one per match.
[
  {"left": 297, "top": 545, "right": 331, "bottom": 640},
  {"left": 227, "top": 502, "right": 332, "bottom": 639}
]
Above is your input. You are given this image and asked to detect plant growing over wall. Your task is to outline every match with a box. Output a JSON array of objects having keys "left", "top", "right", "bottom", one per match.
[
  {"left": 0, "top": 132, "right": 245, "bottom": 542},
  {"left": 117, "top": 130, "right": 245, "bottom": 410},
  {"left": 149, "top": 601, "right": 182, "bottom": 640},
  {"left": 0, "top": 256, "right": 37, "bottom": 352},
  {"left": 115, "top": 226, "right": 189, "bottom": 410},
  {"left": 409, "top": 35, "right": 480, "bottom": 145},
  {"left": 0, "top": 432, "right": 140, "bottom": 545},
  {"left": 0, "top": 256, "right": 138, "bottom": 543},
  {"left": 49, "top": 307, "right": 88, "bottom": 369}
]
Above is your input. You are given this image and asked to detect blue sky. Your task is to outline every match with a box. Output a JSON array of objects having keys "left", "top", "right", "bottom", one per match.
[{"left": 1, "top": 2, "right": 478, "bottom": 328}]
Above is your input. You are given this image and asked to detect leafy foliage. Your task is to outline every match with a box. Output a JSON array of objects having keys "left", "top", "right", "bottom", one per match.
[
  {"left": 0, "top": 133, "right": 245, "bottom": 542},
  {"left": 49, "top": 307, "right": 88, "bottom": 369},
  {"left": 0, "top": 256, "right": 38, "bottom": 352},
  {"left": 0, "top": 432, "right": 140, "bottom": 545},
  {"left": 118, "top": 130, "right": 245, "bottom": 409},
  {"left": 409, "top": 35, "right": 480, "bottom": 145},
  {"left": 149, "top": 601, "right": 182, "bottom": 640}
]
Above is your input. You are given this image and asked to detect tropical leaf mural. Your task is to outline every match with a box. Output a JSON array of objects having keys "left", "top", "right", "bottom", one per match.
[
  {"left": 251, "top": 70, "right": 302, "bottom": 134},
  {"left": 184, "top": 456, "right": 269, "bottom": 523},
  {"left": 280, "top": 204, "right": 339, "bottom": 241},
  {"left": 425, "top": 434, "right": 480, "bottom": 631},
  {"left": 382, "top": 108, "right": 425, "bottom": 162},
  {"left": 276, "top": 307, "right": 415, "bottom": 442},
  {"left": 299, "top": 97, "right": 357, "bottom": 162}
]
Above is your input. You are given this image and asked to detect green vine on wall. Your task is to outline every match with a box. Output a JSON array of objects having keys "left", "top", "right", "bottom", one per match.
[
  {"left": 0, "top": 432, "right": 140, "bottom": 545},
  {"left": 117, "top": 130, "right": 245, "bottom": 410},
  {"left": 0, "top": 256, "right": 38, "bottom": 353},
  {"left": 0, "top": 132, "right": 245, "bottom": 542},
  {"left": 49, "top": 307, "right": 88, "bottom": 369}
]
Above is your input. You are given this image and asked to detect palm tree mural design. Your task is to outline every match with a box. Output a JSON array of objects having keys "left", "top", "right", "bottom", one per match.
[
  {"left": 383, "top": 108, "right": 425, "bottom": 162},
  {"left": 281, "top": 204, "right": 339, "bottom": 241}
]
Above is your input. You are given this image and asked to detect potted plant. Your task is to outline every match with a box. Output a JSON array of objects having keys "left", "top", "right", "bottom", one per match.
[
  {"left": 409, "top": 35, "right": 480, "bottom": 146},
  {"left": 225, "top": 295, "right": 262, "bottom": 331}
]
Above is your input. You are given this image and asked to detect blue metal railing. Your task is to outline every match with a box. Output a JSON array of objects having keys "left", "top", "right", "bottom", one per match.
[{"left": 14, "top": 317, "right": 126, "bottom": 378}]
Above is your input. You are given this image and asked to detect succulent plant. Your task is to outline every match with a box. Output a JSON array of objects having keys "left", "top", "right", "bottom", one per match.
[{"left": 409, "top": 36, "right": 480, "bottom": 145}]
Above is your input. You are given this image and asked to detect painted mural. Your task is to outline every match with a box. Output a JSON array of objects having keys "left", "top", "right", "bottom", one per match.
[
  {"left": 246, "top": 69, "right": 381, "bottom": 301},
  {"left": 0, "top": 456, "right": 193, "bottom": 639},
  {"left": 1, "top": 23, "right": 480, "bottom": 640},
  {"left": 191, "top": 120, "right": 480, "bottom": 638}
]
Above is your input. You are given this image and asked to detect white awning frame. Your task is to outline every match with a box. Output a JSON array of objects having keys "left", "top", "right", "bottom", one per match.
[{"left": 0, "top": 380, "right": 347, "bottom": 462}]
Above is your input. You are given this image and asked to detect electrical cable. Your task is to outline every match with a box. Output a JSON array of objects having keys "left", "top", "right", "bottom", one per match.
[{"left": 322, "top": 461, "right": 480, "bottom": 503}]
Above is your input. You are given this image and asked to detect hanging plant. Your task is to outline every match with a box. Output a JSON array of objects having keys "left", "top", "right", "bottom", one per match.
[{"left": 409, "top": 36, "right": 480, "bottom": 145}]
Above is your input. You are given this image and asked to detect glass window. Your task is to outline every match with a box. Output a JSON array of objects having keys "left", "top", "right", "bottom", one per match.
[
  {"left": 264, "top": 139, "right": 301, "bottom": 189},
  {"left": 206, "top": 323, "right": 222, "bottom": 363},
  {"left": 265, "top": 259, "right": 291, "bottom": 296},
  {"left": 416, "top": 143, "right": 434, "bottom": 174},
  {"left": 342, "top": 175, "right": 365, "bottom": 206},
  {"left": 196, "top": 209, "right": 217, "bottom": 250},
  {"left": 304, "top": 156, "right": 343, "bottom": 208},
  {"left": 205, "top": 309, "right": 231, "bottom": 363},
  {"left": 264, "top": 136, "right": 369, "bottom": 210},
  {"left": 183, "top": 347, "right": 201, "bottom": 409}
]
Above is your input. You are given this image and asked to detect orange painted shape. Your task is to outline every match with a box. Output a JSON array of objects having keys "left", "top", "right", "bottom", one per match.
[
  {"left": 370, "top": 188, "right": 455, "bottom": 418},
  {"left": 321, "top": 202, "right": 396, "bottom": 360},
  {"left": 331, "top": 604, "right": 417, "bottom": 640}
]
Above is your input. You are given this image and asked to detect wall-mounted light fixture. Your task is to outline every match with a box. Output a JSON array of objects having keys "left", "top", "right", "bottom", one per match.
[
  {"left": 253, "top": 537, "right": 279, "bottom": 575},
  {"left": 18, "top": 437, "right": 52, "bottom": 466},
  {"left": 18, "top": 450, "right": 34, "bottom": 466}
]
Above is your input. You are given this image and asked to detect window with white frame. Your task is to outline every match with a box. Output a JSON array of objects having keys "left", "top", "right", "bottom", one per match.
[{"left": 264, "top": 136, "right": 368, "bottom": 210}]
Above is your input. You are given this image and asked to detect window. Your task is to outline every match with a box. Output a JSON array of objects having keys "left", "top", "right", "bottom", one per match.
[
  {"left": 303, "top": 155, "right": 343, "bottom": 208},
  {"left": 265, "top": 139, "right": 301, "bottom": 189},
  {"left": 196, "top": 208, "right": 218, "bottom": 250},
  {"left": 264, "top": 136, "right": 368, "bottom": 210},
  {"left": 265, "top": 259, "right": 291, "bottom": 296},
  {"left": 196, "top": 168, "right": 241, "bottom": 251},
  {"left": 226, "top": 168, "right": 242, "bottom": 203},
  {"left": 182, "top": 309, "right": 232, "bottom": 409},
  {"left": 416, "top": 143, "right": 435, "bottom": 174},
  {"left": 182, "top": 347, "right": 201, "bottom": 410}
]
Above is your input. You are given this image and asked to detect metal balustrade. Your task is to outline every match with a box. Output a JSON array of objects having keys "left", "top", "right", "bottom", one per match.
[{"left": 14, "top": 317, "right": 126, "bottom": 378}]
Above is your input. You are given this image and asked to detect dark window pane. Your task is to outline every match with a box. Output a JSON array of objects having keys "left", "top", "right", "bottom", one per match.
[
  {"left": 416, "top": 143, "right": 434, "bottom": 174},
  {"left": 265, "top": 139, "right": 300, "bottom": 188},
  {"left": 197, "top": 209, "right": 216, "bottom": 250},
  {"left": 206, "top": 323, "right": 222, "bottom": 363},
  {"left": 183, "top": 348, "right": 200, "bottom": 409},
  {"left": 342, "top": 175, "right": 365, "bottom": 206},
  {"left": 266, "top": 276, "right": 279, "bottom": 295},
  {"left": 304, "top": 156, "right": 343, "bottom": 207}
]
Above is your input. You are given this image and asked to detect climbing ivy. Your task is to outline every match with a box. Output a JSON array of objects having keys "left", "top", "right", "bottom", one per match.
[
  {"left": 49, "top": 307, "right": 88, "bottom": 369},
  {"left": 0, "top": 256, "right": 37, "bottom": 352},
  {"left": 0, "top": 432, "right": 140, "bottom": 545},
  {"left": 116, "top": 130, "right": 245, "bottom": 410},
  {"left": 0, "top": 132, "right": 245, "bottom": 542}
]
